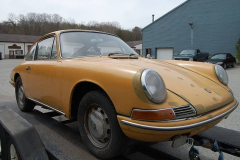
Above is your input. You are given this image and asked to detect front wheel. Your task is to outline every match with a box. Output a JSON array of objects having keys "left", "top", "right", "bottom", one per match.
[
  {"left": 78, "top": 91, "right": 128, "bottom": 159},
  {"left": 15, "top": 77, "right": 35, "bottom": 112},
  {"left": 223, "top": 63, "right": 227, "bottom": 69}
]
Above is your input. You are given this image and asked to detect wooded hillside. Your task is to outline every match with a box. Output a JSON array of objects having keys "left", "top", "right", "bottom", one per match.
[{"left": 0, "top": 13, "right": 142, "bottom": 41}]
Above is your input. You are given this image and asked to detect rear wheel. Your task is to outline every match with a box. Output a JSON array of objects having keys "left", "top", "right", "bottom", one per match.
[
  {"left": 7, "top": 137, "right": 21, "bottom": 160},
  {"left": 15, "top": 77, "right": 35, "bottom": 112},
  {"left": 78, "top": 91, "right": 128, "bottom": 159},
  {"left": 232, "top": 62, "right": 236, "bottom": 67},
  {"left": 0, "top": 126, "right": 7, "bottom": 160}
]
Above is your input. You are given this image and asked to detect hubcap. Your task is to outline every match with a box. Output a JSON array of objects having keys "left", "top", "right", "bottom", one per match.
[
  {"left": 10, "top": 144, "right": 18, "bottom": 160},
  {"left": 18, "top": 84, "right": 25, "bottom": 106},
  {"left": 84, "top": 105, "right": 110, "bottom": 148}
]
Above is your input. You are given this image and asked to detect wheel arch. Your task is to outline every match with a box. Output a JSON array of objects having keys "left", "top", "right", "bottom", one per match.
[
  {"left": 14, "top": 73, "right": 20, "bottom": 82},
  {"left": 70, "top": 81, "right": 113, "bottom": 120}
]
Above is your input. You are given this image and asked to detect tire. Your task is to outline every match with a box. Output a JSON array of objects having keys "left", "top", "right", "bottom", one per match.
[
  {"left": 232, "top": 62, "right": 236, "bottom": 68},
  {"left": 223, "top": 63, "right": 227, "bottom": 69},
  {"left": 78, "top": 91, "right": 128, "bottom": 159},
  {"left": 0, "top": 126, "right": 8, "bottom": 160},
  {"left": 15, "top": 76, "right": 35, "bottom": 112},
  {"left": 7, "top": 137, "right": 21, "bottom": 160}
]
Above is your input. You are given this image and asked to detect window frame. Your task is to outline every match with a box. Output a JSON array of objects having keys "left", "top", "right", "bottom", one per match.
[
  {"left": 34, "top": 36, "right": 56, "bottom": 61},
  {"left": 25, "top": 44, "right": 37, "bottom": 61}
]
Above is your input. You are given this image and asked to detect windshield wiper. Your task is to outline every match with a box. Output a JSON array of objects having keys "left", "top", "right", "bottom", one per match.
[{"left": 108, "top": 53, "right": 124, "bottom": 56}]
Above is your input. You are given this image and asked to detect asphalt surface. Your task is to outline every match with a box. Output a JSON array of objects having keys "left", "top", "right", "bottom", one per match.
[{"left": 0, "top": 59, "right": 239, "bottom": 160}]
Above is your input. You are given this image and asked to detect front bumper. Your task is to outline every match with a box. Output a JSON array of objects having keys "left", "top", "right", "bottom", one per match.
[
  {"left": 9, "top": 80, "right": 15, "bottom": 87},
  {"left": 118, "top": 100, "right": 238, "bottom": 142}
]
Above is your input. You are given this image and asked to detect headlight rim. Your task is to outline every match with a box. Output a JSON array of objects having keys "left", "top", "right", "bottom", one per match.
[
  {"left": 214, "top": 64, "right": 228, "bottom": 85},
  {"left": 141, "top": 69, "right": 167, "bottom": 103}
]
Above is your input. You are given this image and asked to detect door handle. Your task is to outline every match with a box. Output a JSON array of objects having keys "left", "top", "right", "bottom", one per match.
[{"left": 26, "top": 66, "right": 31, "bottom": 71}]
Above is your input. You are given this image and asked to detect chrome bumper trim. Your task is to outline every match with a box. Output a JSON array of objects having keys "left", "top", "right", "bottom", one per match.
[
  {"left": 28, "top": 98, "right": 65, "bottom": 115},
  {"left": 121, "top": 101, "right": 238, "bottom": 131},
  {"left": 9, "top": 80, "right": 15, "bottom": 87}
]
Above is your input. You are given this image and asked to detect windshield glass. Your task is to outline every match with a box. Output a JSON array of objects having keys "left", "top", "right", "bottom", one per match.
[
  {"left": 179, "top": 50, "right": 196, "bottom": 56},
  {"left": 60, "top": 32, "right": 137, "bottom": 58},
  {"left": 211, "top": 54, "right": 226, "bottom": 59}
]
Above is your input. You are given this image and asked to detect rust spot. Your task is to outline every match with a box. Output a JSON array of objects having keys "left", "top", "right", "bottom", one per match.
[
  {"left": 168, "top": 102, "right": 179, "bottom": 107},
  {"left": 212, "top": 97, "right": 217, "bottom": 101},
  {"left": 215, "top": 92, "right": 221, "bottom": 96},
  {"left": 191, "top": 84, "right": 195, "bottom": 87},
  {"left": 178, "top": 77, "right": 183, "bottom": 80},
  {"left": 195, "top": 104, "right": 205, "bottom": 114},
  {"left": 165, "top": 69, "right": 170, "bottom": 71}
]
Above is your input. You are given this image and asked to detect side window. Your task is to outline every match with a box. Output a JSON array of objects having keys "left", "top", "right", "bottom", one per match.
[
  {"left": 25, "top": 44, "right": 36, "bottom": 61},
  {"left": 227, "top": 54, "right": 233, "bottom": 58},
  {"left": 36, "top": 37, "right": 54, "bottom": 60},
  {"left": 50, "top": 37, "right": 57, "bottom": 59}
]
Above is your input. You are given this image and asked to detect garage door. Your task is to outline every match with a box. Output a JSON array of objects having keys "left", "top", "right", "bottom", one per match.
[{"left": 156, "top": 48, "right": 173, "bottom": 60}]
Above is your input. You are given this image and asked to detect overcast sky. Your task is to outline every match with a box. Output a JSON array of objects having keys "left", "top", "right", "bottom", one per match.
[{"left": 0, "top": 0, "right": 186, "bottom": 29}]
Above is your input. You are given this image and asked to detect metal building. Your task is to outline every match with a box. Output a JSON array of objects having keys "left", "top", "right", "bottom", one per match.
[{"left": 142, "top": 0, "right": 240, "bottom": 59}]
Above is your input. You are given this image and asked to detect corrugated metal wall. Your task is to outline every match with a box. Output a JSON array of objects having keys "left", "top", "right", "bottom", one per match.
[{"left": 142, "top": 0, "right": 240, "bottom": 57}]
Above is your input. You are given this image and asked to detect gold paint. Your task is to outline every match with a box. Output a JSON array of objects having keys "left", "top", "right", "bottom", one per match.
[{"left": 168, "top": 102, "right": 179, "bottom": 107}]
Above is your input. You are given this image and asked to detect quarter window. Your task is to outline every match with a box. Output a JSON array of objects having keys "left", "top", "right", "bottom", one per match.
[
  {"left": 25, "top": 44, "right": 36, "bottom": 61},
  {"left": 36, "top": 37, "right": 54, "bottom": 60}
]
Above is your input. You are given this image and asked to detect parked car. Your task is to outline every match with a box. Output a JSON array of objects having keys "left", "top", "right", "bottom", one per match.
[
  {"left": 10, "top": 30, "right": 238, "bottom": 159},
  {"left": 206, "top": 53, "right": 236, "bottom": 69},
  {"left": 174, "top": 49, "right": 209, "bottom": 61}
]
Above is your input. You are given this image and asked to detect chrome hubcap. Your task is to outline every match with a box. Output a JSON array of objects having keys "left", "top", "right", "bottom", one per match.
[
  {"left": 85, "top": 105, "right": 110, "bottom": 148},
  {"left": 18, "top": 85, "right": 25, "bottom": 106},
  {"left": 10, "top": 144, "right": 18, "bottom": 160}
]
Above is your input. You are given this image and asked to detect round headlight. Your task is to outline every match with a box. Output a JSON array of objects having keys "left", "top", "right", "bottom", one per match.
[
  {"left": 141, "top": 69, "right": 167, "bottom": 103},
  {"left": 215, "top": 65, "right": 228, "bottom": 85}
]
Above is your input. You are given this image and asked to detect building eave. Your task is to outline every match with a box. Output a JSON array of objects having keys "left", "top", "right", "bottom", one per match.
[{"left": 142, "top": 0, "right": 190, "bottom": 31}]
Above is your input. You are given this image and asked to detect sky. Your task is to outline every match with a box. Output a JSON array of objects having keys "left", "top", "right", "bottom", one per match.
[{"left": 0, "top": 0, "right": 186, "bottom": 30}]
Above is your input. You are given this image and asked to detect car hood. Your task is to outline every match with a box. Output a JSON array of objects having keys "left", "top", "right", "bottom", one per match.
[
  {"left": 69, "top": 56, "right": 234, "bottom": 115},
  {"left": 174, "top": 55, "right": 193, "bottom": 59}
]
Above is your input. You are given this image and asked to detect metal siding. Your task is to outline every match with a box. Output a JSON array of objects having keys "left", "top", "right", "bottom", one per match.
[{"left": 142, "top": 0, "right": 240, "bottom": 57}]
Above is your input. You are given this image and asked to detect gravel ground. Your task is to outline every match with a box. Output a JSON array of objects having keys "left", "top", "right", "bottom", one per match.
[{"left": 0, "top": 59, "right": 239, "bottom": 160}]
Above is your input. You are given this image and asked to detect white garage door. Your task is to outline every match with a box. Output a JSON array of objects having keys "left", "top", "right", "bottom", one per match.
[{"left": 156, "top": 48, "right": 173, "bottom": 60}]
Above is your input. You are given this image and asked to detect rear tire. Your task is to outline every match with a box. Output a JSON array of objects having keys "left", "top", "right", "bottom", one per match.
[
  {"left": 0, "top": 126, "right": 8, "bottom": 160},
  {"left": 15, "top": 76, "right": 35, "bottom": 112},
  {"left": 7, "top": 137, "right": 21, "bottom": 160},
  {"left": 78, "top": 90, "right": 128, "bottom": 159},
  {"left": 232, "top": 62, "right": 236, "bottom": 67}
]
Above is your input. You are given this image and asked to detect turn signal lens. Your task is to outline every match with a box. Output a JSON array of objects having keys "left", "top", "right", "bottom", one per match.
[{"left": 131, "top": 109, "right": 175, "bottom": 121}]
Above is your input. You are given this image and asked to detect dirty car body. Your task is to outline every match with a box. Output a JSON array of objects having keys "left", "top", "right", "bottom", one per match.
[{"left": 10, "top": 30, "right": 238, "bottom": 159}]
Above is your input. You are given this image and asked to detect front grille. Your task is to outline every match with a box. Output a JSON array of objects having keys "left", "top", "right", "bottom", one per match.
[{"left": 173, "top": 105, "right": 196, "bottom": 119}]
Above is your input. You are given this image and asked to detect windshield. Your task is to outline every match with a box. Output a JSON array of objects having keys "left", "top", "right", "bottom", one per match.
[
  {"left": 211, "top": 54, "right": 226, "bottom": 59},
  {"left": 60, "top": 31, "right": 137, "bottom": 58},
  {"left": 179, "top": 50, "right": 196, "bottom": 56}
]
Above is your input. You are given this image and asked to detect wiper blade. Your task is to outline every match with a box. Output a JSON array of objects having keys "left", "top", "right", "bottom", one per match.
[{"left": 108, "top": 53, "right": 124, "bottom": 56}]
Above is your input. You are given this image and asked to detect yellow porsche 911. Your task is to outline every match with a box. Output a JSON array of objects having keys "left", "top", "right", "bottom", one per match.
[{"left": 10, "top": 30, "right": 238, "bottom": 159}]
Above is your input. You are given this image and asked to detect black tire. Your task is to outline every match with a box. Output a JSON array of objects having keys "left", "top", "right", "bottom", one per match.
[
  {"left": 78, "top": 91, "right": 128, "bottom": 159},
  {"left": 0, "top": 126, "right": 8, "bottom": 160},
  {"left": 232, "top": 62, "right": 236, "bottom": 67},
  {"left": 223, "top": 63, "right": 227, "bottom": 69},
  {"left": 7, "top": 137, "right": 21, "bottom": 160},
  {"left": 15, "top": 76, "right": 35, "bottom": 112}
]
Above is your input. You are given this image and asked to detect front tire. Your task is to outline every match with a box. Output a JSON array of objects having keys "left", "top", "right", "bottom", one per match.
[
  {"left": 78, "top": 91, "right": 128, "bottom": 159},
  {"left": 15, "top": 77, "right": 35, "bottom": 112},
  {"left": 223, "top": 63, "right": 227, "bottom": 69}
]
